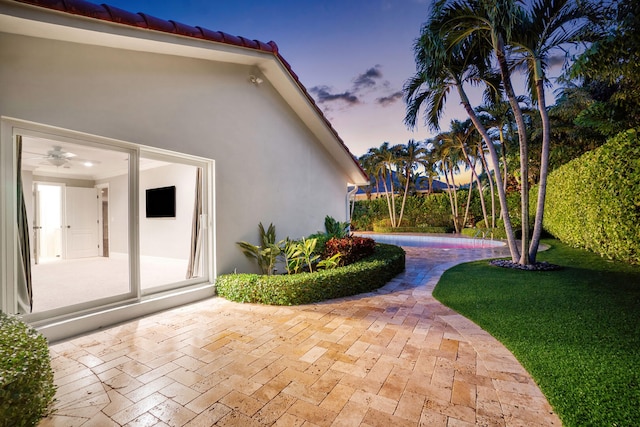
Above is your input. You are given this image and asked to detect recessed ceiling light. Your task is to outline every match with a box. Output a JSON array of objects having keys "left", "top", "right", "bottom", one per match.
[{"left": 83, "top": 161, "right": 93, "bottom": 167}]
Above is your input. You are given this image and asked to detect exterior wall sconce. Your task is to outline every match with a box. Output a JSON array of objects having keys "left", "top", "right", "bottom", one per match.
[{"left": 249, "top": 75, "right": 263, "bottom": 85}]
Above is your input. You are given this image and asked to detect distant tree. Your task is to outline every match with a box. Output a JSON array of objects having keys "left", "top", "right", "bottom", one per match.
[{"left": 395, "top": 140, "right": 428, "bottom": 227}]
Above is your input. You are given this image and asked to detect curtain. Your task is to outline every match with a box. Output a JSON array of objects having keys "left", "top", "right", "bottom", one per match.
[
  {"left": 16, "top": 135, "right": 33, "bottom": 313},
  {"left": 186, "top": 167, "right": 203, "bottom": 279}
]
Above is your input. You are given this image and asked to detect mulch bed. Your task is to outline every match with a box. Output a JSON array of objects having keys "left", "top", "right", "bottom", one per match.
[{"left": 490, "top": 259, "right": 562, "bottom": 271}]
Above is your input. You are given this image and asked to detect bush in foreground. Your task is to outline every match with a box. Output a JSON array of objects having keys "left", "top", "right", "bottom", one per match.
[
  {"left": 217, "top": 243, "right": 405, "bottom": 305},
  {"left": 0, "top": 312, "right": 56, "bottom": 427}
]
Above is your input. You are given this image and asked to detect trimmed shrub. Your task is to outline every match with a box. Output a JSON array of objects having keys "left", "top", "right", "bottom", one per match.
[
  {"left": 216, "top": 243, "right": 405, "bottom": 305},
  {"left": 323, "top": 236, "right": 376, "bottom": 266},
  {"left": 0, "top": 312, "right": 56, "bottom": 427},
  {"left": 544, "top": 129, "right": 640, "bottom": 264}
]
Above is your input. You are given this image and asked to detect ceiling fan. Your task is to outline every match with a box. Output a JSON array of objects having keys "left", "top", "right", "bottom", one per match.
[{"left": 25, "top": 146, "right": 100, "bottom": 168}]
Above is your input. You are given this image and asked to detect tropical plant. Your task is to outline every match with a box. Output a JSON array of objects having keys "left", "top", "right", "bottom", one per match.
[
  {"left": 323, "top": 215, "right": 350, "bottom": 238},
  {"left": 316, "top": 253, "right": 342, "bottom": 270},
  {"left": 282, "top": 238, "right": 303, "bottom": 274},
  {"left": 236, "top": 222, "right": 282, "bottom": 275}
]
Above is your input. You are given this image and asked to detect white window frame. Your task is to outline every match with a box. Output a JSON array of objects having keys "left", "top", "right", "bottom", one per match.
[{"left": 1, "top": 117, "right": 215, "bottom": 340}]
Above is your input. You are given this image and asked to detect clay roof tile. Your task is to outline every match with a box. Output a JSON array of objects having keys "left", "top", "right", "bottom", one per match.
[
  {"left": 219, "top": 32, "right": 243, "bottom": 47},
  {"left": 169, "top": 20, "right": 203, "bottom": 39},
  {"left": 196, "top": 26, "right": 225, "bottom": 43},
  {"left": 136, "top": 12, "right": 172, "bottom": 33},
  {"left": 101, "top": 4, "right": 146, "bottom": 28},
  {"left": 66, "top": 0, "right": 110, "bottom": 20}
]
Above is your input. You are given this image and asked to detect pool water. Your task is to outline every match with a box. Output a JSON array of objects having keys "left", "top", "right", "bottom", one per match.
[{"left": 356, "top": 233, "right": 506, "bottom": 249}]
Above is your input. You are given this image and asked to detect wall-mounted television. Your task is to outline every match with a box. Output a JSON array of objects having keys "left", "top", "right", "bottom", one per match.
[{"left": 145, "top": 186, "right": 176, "bottom": 218}]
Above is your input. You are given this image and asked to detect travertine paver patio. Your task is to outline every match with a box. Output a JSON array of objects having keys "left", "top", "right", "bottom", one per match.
[{"left": 39, "top": 245, "right": 560, "bottom": 426}]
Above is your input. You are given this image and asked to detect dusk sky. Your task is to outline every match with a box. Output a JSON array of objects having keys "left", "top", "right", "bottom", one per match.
[{"left": 103, "top": 0, "right": 560, "bottom": 158}]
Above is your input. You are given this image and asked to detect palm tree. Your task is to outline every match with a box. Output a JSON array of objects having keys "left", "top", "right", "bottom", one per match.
[
  {"left": 510, "top": 0, "right": 598, "bottom": 261},
  {"left": 395, "top": 139, "right": 427, "bottom": 227},
  {"left": 357, "top": 152, "right": 378, "bottom": 200},
  {"left": 369, "top": 142, "right": 398, "bottom": 227},
  {"left": 404, "top": 9, "right": 521, "bottom": 261},
  {"left": 432, "top": 0, "right": 533, "bottom": 263},
  {"left": 468, "top": 130, "right": 497, "bottom": 228},
  {"left": 432, "top": 132, "right": 465, "bottom": 232}
]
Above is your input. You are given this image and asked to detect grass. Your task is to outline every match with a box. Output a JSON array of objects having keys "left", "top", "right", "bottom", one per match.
[{"left": 433, "top": 239, "right": 640, "bottom": 427}]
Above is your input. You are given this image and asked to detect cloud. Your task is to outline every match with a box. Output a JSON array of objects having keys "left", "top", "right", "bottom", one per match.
[
  {"left": 352, "top": 65, "right": 384, "bottom": 91},
  {"left": 309, "top": 85, "right": 359, "bottom": 105},
  {"left": 376, "top": 91, "right": 404, "bottom": 106}
]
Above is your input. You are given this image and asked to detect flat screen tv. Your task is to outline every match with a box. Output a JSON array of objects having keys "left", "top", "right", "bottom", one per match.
[{"left": 145, "top": 186, "right": 176, "bottom": 218}]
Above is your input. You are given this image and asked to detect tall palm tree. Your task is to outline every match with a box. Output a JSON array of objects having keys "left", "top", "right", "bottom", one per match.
[
  {"left": 404, "top": 9, "right": 521, "bottom": 260},
  {"left": 369, "top": 142, "right": 398, "bottom": 227},
  {"left": 395, "top": 139, "right": 427, "bottom": 227},
  {"left": 433, "top": 132, "right": 465, "bottom": 232},
  {"left": 432, "top": 0, "right": 533, "bottom": 263},
  {"left": 511, "top": 0, "right": 598, "bottom": 261}
]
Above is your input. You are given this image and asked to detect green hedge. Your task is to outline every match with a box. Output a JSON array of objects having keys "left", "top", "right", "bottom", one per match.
[
  {"left": 0, "top": 312, "right": 56, "bottom": 427},
  {"left": 216, "top": 243, "right": 405, "bottom": 305},
  {"left": 544, "top": 129, "right": 640, "bottom": 264}
]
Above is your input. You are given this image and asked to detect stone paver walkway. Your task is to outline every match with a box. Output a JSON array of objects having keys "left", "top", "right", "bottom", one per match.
[{"left": 40, "top": 245, "right": 561, "bottom": 426}]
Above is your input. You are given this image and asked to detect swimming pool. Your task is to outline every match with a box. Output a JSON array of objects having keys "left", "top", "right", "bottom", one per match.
[{"left": 356, "top": 233, "right": 506, "bottom": 249}]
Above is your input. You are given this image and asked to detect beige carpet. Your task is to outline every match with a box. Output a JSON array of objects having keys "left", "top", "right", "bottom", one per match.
[{"left": 31, "top": 255, "right": 192, "bottom": 313}]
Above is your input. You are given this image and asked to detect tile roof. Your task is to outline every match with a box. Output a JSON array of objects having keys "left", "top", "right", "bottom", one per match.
[{"left": 13, "top": 0, "right": 367, "bottom": 181}]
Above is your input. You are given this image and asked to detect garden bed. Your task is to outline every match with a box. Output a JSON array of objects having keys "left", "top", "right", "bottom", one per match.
[{"left": 216, "top": 243, "right": 405, "bottom": 305}]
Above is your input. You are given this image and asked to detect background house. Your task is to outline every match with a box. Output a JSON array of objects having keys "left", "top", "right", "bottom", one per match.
[{"left": 0, "top": 0, "right": 367, "bottom": 341}]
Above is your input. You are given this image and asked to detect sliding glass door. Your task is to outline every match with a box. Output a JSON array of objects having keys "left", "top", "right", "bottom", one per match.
[{"left": 4, "top": 124, "right": 212, "bottom": 322}]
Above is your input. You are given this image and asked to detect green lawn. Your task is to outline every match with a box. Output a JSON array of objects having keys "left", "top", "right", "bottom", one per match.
[{"left": 433, "top": 239, "right": 640, "bottom": 426}]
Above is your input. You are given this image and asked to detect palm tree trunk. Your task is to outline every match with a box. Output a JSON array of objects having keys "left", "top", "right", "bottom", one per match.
[
  {"left": 397, "top": 167, "right": 411, "bottom": 227},
  {"left": 442, "top": 166, "right": 458, "bottom": 233},
  {"left": 478, "top": 147, "right": 496, "bottom": 229},
  {"left": 472, "top": 157, "right": 490, "bottom": 229},
  {"left": 499, "top": 128, "right": 508, "bottom": 194},
  {"left": 463, "top": 176, "right": 473, "bottom": 228},
  {"left": 495, "top": 35, "right": 530, "bottom": 265},
  {"left": 388, "top": 168, "right": 397, "bottom": 227},
  {"left": 380, "top": 171, "right": 395, "bottom": 228},
  {"left": 449, "top": 167, "right": 460, "bottom": 233},
  {"left": 530, "top": 78, "right": 550, "bottom": 262},
  {"left": 456, "top": 84, "right": 520, "bottom": 262}
]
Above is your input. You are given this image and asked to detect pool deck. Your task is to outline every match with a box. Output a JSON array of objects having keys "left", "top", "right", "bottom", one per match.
[{"left": 39, "top": 244, "right": 560, "bottom": 426}]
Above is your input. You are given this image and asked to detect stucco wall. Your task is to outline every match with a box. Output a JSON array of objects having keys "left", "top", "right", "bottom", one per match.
[{"left": 0, "top": 32, "right": 350, "bottom": 274}]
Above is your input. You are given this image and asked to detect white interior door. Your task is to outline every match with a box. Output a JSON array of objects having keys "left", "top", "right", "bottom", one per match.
[
  {"left": 65, "top": 187, "right": 100, "bottom": 259},
  {"left": 35, "top": 183, "right": 63, "bottom": 262}
]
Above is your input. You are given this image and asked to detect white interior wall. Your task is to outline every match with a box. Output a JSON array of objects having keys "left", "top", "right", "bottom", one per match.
[
  {"left": 139, "top": 163, "right": 196, "bottom": 260},
  {"left": 1, "top": 32, "right": 351, "bottom": 274}
]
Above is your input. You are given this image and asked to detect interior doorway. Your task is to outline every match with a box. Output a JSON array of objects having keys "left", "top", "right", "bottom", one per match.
[{"left": 33, "top": 183, "right": 63, "bottom": 264}]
